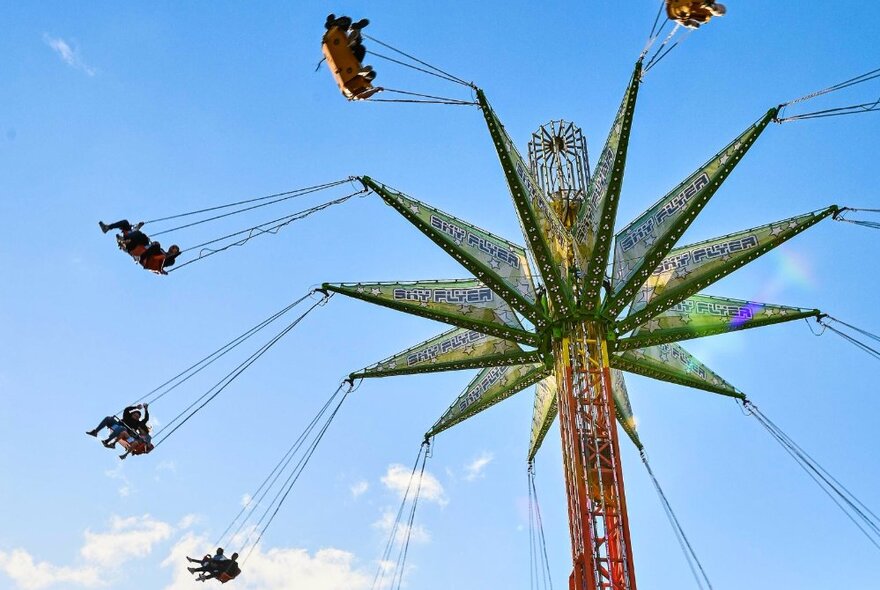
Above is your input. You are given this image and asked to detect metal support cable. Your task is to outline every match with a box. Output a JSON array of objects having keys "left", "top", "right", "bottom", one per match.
[
  {"left": 152, "top": 294, "right": 331, "bottom": 446},
  {"left": 781, "top": 67, "right": 880, "bottom": 106},
  {"left": 648, "top": 0, "right": 667, "bottom": 40},
  {"left": 528, "top": 468, "right": 537, "bottom": 590},
  {"left": 817, "top": 317, "right": 880, "bottom": 362},
  {"left": 391, "top": 446, "right": 429, "bottom": 590},
  {"left": 131, "top": 292, "right": 314, "bottom": 409},
  {"left": 643, "top": 23, "right": 689, "bottom": 75},
  {"left": 368, "top": 50, "right": 467, "bottom": 87},
  {"left": 827, "top": 317, "right": 880, "bottom": 344},
  {"left": 836, "top": 218, "right": 880, "bottom": 230},
  {"left": 217, "top": 380, "right": 347, "bottom": 549},
  {"left": 776, "top": 98, "right": 880, "bottom": 123},
  {"left": 640, "top": 451, "right": 713, "bottom": 590},
  {"left": 371, "top": 443, "right": 428, "bottom": 590},
  {"left": 528, "top": 465, "right": 554, "bottom": 590},
  {"left": 742, "top": 400, "right": 880, "bottom": 551},
  {"left": 241, "top": 380, "right": 354, "bottom": 563},
  {"left": 362, "top": 34, "right": 472, "bottom": 87},
  {"left": 145, "top": 179, "right": 351, "bottom": 229},
  {"left": 369, "top": 87, "right": 476, "bottom": 106},
  {"left": 168, "top": 190, "right": 366, "bottom": 272}
]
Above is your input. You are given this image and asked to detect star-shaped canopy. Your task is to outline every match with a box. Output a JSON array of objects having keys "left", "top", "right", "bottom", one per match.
[{"left": 323, "top": 60, "right": 835, "bottom": 460}]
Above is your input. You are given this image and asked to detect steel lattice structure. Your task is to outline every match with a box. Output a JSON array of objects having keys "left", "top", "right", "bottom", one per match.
[{"left": 323, "top": 58, "right": 838, "bottom": 589}]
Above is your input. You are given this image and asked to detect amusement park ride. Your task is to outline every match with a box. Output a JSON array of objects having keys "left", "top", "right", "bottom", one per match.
[
  {"left": 315, "top": 6, "right": 876, "bottom": 590},
  {"left": 96, "top": 2, "right": 879, "bottom": 587}
]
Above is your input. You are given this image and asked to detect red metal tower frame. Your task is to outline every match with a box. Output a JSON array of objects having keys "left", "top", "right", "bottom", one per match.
[{"left": 556, "top": 322, "right": 637, "bottom": 590}]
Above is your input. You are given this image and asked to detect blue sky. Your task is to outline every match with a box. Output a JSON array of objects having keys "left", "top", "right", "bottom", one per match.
[{"left": 1, "top": 2, "right": 879, "bottom": 589}]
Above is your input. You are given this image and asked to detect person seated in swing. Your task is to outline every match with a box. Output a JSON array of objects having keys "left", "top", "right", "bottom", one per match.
[
  {"left": 188, "top": 549, "right": 240, "bottom": 582},
  {"left": 322, "top": 14, "right": 379, "bottom": 99},
  {"left": 684, "top": 1, "right": 725, "bottom": 27},
  {"left": 324, "top": 14, "right": 369, "bottom": 33},
  {"left": 86, "top": 404, "right": 150, "bottom": 448},
  {"left": 138, "top": 242, "right": 181, "bottom": 275},
  {"left": 100, "top": 219, "right": 180, "bottom": 274},
  {"left": 665, "top": 0, "right": 726, "bottom": 28},
  {"left": 99, "top": 220, "right": 150, "bottom": 256},
  {"left": 198, "top": 553, "right": 240, "bottom": 583},
  {"left": 117, "top": 423, "right": 153, "bottom": 460},
  {"left": 186, "top": 548, "right": 227, "bottom": 568}
]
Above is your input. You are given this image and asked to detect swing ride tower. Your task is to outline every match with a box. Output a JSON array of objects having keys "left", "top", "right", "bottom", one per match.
[
  {"left": 323, "top": 61, "right": 841, "bottom": 586},
  {"left": 317, "top": 14, "right": 880, "bottom": 587},
  {"left": 529, "top": 121, "right": 637, "bottom": 590}
]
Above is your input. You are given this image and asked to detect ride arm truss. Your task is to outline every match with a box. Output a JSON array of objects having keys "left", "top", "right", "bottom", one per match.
[
  {"left": 613, "top": 294, "right": 821, "bottom": 351},
  {"left": 573, "top": 60, "right": 643, "bottom": 309},
  {"left": 350, "top": 326, "right": 542, "bottom": 379},
  {"left": 476, "top": 89, "right": 575, "bottom": 316},
  {"left": 323, "top": 279, "right": 538, "bottom": 345},
  {"left": 427, "top": 363, "right": 550, "bottom": 437},
  {"left": 360, "top": 177, "right": 542, "bottom": 323},
  {"left": 611, "top": 342, "right": 743, "bottom": 398},
  {"left": 617, "top": 206, "right": 839, "bottom": 333},
  {"left": 604, "top": 108, "right": 779, "bottom": 318}
]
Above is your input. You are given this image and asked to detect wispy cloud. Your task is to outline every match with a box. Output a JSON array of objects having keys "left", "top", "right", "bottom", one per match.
[
  {"left": 372, "top": 510, "right": 431, "bottom": 545},
  {"left": 104, "top": 463, "right": 132, "bottom": 498},
  {"left": 350, "top": 480, "right": 369, "bottom": 498},
  {"left": 43, "top": 34, "right": 96, "bottom": 76},
  {"left": 381, "top": 464, "right": 448, "bottom": 507},
  {"left": 464, "top": 451, "right": 494, "bottom": 482}
]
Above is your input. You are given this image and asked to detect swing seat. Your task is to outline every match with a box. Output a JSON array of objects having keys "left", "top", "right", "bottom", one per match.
[
  {"left": 118, "top": 435, "right": 153, "bottom": 456},
  {"left": 140, "top": 252, "right": 169, "bottom": 275},
  {"left": 322, "top": 27, "right": 381, "bottom": 101},
  {"left": 215, "top": 563, "right": 241, "bottom": 583},
  {"left": 116, "top": 234, "right": 148, "bottom": 258}
]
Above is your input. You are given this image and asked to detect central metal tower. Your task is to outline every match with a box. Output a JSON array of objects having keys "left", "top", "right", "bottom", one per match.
[{"left": 530, "top": 121, "right": 637, "bottom": 590}]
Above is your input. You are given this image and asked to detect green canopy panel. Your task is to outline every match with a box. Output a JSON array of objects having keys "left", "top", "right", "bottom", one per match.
[
  {"left": 611, "top": 342, "right": 743, "bottom": 398},
  {"left": 427, "top": 363, "right": 549, "bottom": 437},
  {"left": 362, "top": 177, "right": 539, "bottom": 321},
  {"left": 324, "top": 279, "right": 538, "bottom": 345},
  {"left": 573, "top": 60, "right": 642, "bottom": 307},
  {"left": 619, "top": 206, "right": 837, "bottom": 332},
  {"left": 615, "top": 294, "right": 820, "bottom": 350},
  {"left": 606, "top": 109, "right": 777, "bottom": 318},
  {"left": 352, "top": 326, "right": 541, "bottom": 378},
  {"left": 610, "top": 369, "right": 642, "bottom": 450},
  {"left": 527, "top": 376, "right": 558, "bottom": 462},
  {"left": 477, "top": 89, "right": 574, "bottom": 315}
]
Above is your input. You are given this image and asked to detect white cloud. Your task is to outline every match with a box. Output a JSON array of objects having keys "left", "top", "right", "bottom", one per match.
[
  {"left": 0, "top": 550, "right": 101, "bottom": 590},
  {"left": 81, "top": 515, "right": 175, "bottom": 566},
  {"left": 161, "top": 534, "right": 374, "bottom": 590},
  {"left": 0, "top": 514, "right": 379, "bottom": 590},
  {"left": 241, "top": 493, "right": 253, "bottom": 508},
  {"left": 350, "top": 480, "right": 369, "bottom": 498},
  {"left": 464, "top": 451, "right": 494, "bottom": 482},
  {"left": 381, "top": 464, "right": 448, "bottom": 507},
  {"left": 43, "top": 34, "right": 96, "bottom": 76},
  {"left": 0, "top": 514, "right": 195, "bottom": 589}
]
